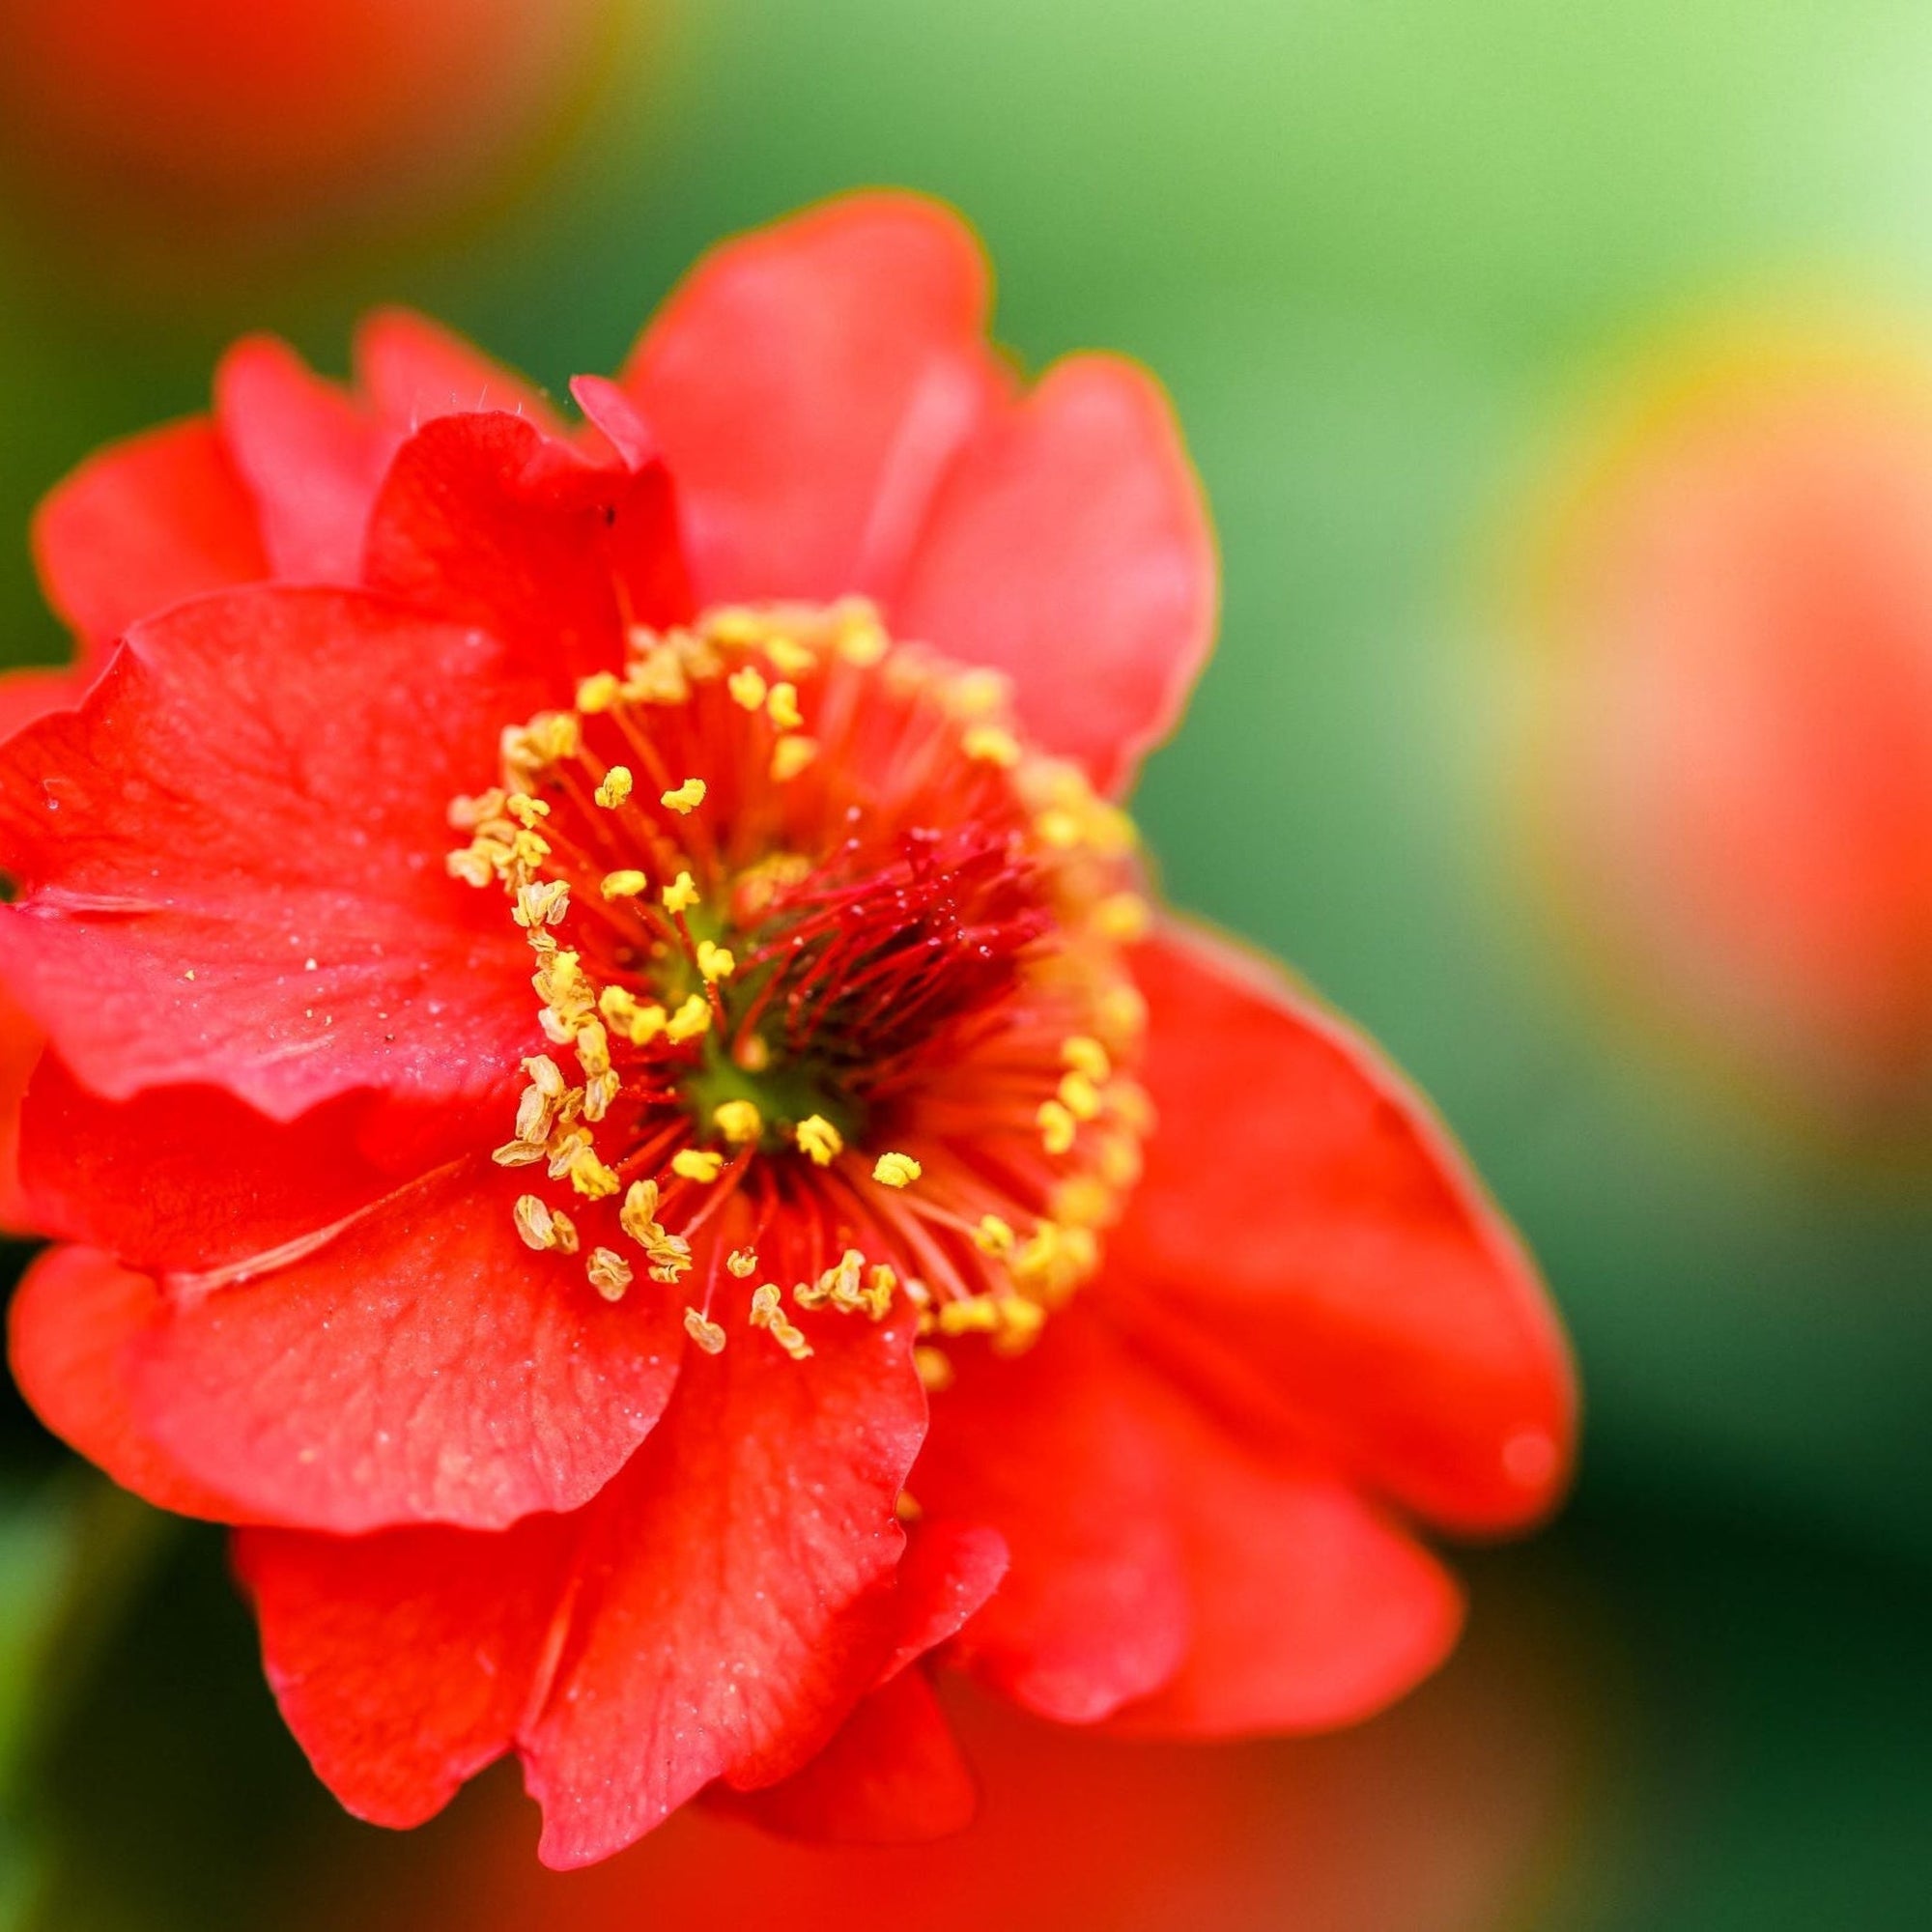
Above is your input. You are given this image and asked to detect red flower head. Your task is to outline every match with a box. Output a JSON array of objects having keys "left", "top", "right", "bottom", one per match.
[
  {"left": 1525, "top": 330, "right": 1932, "bottom": 1133},
  {"left": 0, "top": 195, "right": 1575, "bottom": 1867}
]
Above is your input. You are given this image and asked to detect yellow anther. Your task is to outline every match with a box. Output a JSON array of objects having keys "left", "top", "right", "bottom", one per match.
[
  {"left": 491, "top": 1139, "right": 546, "bottom": 1168},
  {"left": 586, "top": 1248, "right": 633, "bottom": 1301},
  {"left": 576, "top": 671, "right": 622, "bottom": 714},
  {"left": 666, "top": 992, "right": 713, "bottom": 1043},
  {"left": 950, "top": 667, "right": 1010, "bottom": 716},
  {"left": 836, "top": 606, "right": 890, "bottom": 666},
  {"left": 683, "top": 1307, "right": 728, "bottom": 1353},
  {"left": 936, "top": 1295, "right": 1002, "bottom": 1336},
  {"left": 765, "top": 636, "right": 816, "bottom": 678},
  {"left": 618, "top": 1179, "right": 662, "bottom": 1244},
  {"left": 448, "top": 787, "right": 507, "bottom": 831},
  {"left": 913, "top": 1346, "right": 955, "bottom": 1391},
  {"left": 992, "top": 1294, "right": 1047, "bottom": 1354},
  {"left": 1035, "top": 809, "right": 1084, "bottom": 850},
  {"left": 567, "top": 1149, "right": 621, "bottom": 1201},
  {"left": 1099, "top": 1132, "right": 1144, "bottom": 1189},
  {"left": 582, "top": 1071, "right": 620, "bottom": 1122},
  {"left": 714, "top": 1098, "right": 763, "bottom": 1145},
  {"left": 523, "top": 1053, "right": 567, "bottom": 1098},
  {"left": 512, "top": 1194, "right": 579, "bottom": 1255},
  {"left": 766, "top": 681, "right": 804, "bottom": 730},
  {"left": 1057, "top": 1070, "right": 1104, "bottom": 1122},
  {"left": 1106, "top": 1079, "right": 1156, "bottom": 1133},
  {"left": 662, "top": 871, "right": 699, "bottom": 915},
  {"left": 896, "top": 1492, "right": 923, "bottom": 1523},
  {"left": 1094, "top": 892, "right": 1151, "bottom": 943},
  {"left": 1050, "top": 1175, "right": 1116, "bottom": 1228},
  {"left": 671, "top": 1148, "right": 724, "bottom": 1183},
  {"left": 871, "top": 1151, "right": 923, "bottom": 1188},
  {"left": 573, "top": 1020, "right": 611, "bottom": 1077},
  {"left": 696, "top": 939, "right": 736, "bottom": 982},
  {"left": 796, "top": 1114, "right": 844, "bottom": 1166},
  {"left": 725, "top": 1246, "right": 759, "bottom": 1279},
  {"left": 514, "top": 1084, "right": 555, "bottom": 1146},
  {"left": 1062, "top": 1035, "right": 1112, "bottom": 1081},
  {"left": 505, "top": 794, "right": 551, "bottom": 829},
  {"left": 626, "top": 643, "right": 691, "bottom": 705},
  {"left": 974, "top": 1214, "right": 1015, "bottom": 1257},
  {"left": 769, "top": 734, "right": 818, "bottom": 782},
  {"left": 726, "top": 665, "right": 768, "bottom": 710},
  {"left": 1037, "top": 1098, "right": 1078, "bottom": 1156},
  {"left": 864, "top": 1264, "right": 899, "bottom": 1321},
  {"left": 445, "top": 843, "right": 497, "bottom": 889},
  {"left": 750, "top": 1282, "right": 813, "bottom": 1360},
  {"left": 594, "top": 766, "right": 634, "bottom": 810},
  {"left": 661, "top": 778, "right": 707, "bottom": 813},
  {"left": 512, "top": 880, "right": 570, "bottom": 929},
  {"left": 1097, "top": 982, "right": 1150, "bottom": 1046},
  {"left": 962, "top": 724, "right": 1021, "bottom": 768},
  {"left": 706, "top": 609, "right": 763, "bottom": 646},
  {"left": 601, "top": 868, "right": 648, "bottom": 899}
]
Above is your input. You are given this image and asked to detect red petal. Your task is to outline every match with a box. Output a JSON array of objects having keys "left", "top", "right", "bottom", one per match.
[
  {"left": 1110, "top": 920, "right": 1576, "bottom": 1535},
  {"left": 17, "top": 1055, "right": 438, "bottom": 1272},
  {"left": 214, "top": 336, "right": 388, "bottom": 581},
  {"left": 0, "top": 586, "right": 537, "bottom": 1121},
  {"left": 362, "top": 412, "right": 689, "bottom": 674},
  {"left": 884, "top": 1518, "right": 1009, "bottom": 1681},
  {"left": 912, "top": 1312, "right": 1191, "bottom": 1724},
  {"left": 128, "top": 1154, "right": 686, "bottom": 1533},
  {"left": 719, "top": 1670, "right": 978, "bottom": 1846},
  {"left": 9, "top": 1245, "right": 260, "bottom": 1520},
  {"left": 354, "top": 308, "right": 562, "bottom": 437},
  {"left": 0, "top": 980, "right": 42, "bottom": 1232},
  {"left": 234, "top": 1513, "right": 569, "bottom": 1828},
  {"left": 31, "top": 418, "right": 268, "bottom": 660},
  {"left": 238, "top": 1309, "right": 926, "bottom": 1862},
  {"left": 891, "top": 355, "right": 1216, "bottom": 794},
  {"left": 1102, "top": 1385, "right": 1462, "bottom": 1737},
  {"left": 621, "top": 192, "right": 1005, "bottom": 604}
]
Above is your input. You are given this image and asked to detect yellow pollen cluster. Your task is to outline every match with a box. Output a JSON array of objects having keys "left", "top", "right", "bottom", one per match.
[{"left": 448, "top": 597, "right": 1153, "bottom": 1373}]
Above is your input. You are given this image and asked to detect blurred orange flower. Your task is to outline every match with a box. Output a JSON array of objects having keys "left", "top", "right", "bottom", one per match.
[{"left": 1526, "top": 332, "right": 1932, "bottom": 1135}]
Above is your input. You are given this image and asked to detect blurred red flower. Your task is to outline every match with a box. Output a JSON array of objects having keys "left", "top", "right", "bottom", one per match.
[
  {"left": 1527, "top": 334, "right": 1932, "bottom": 1133},
  {"left": 0, "top": 0, "right": 623, "bottom": 247},
  {"left": 0, "top": 195, "right": 1574, "bottom": 1867}
]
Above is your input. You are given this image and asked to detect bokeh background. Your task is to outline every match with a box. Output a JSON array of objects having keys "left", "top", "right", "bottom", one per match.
[{"left": 3, "top": 2, "right": 1931, "bottom": 1925}]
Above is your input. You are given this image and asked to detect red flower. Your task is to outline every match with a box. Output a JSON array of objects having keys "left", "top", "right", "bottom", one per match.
[
  {"left": 1, "top": 194, "right": 1575, "bottom": 1867},
  {"left": 1525, "top": 331, "right": 1932, "bottom": 1131}
]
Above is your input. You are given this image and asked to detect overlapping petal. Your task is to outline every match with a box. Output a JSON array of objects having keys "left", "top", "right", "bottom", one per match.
[
  {"left": 0, "top": 586, "right": 540, "bottom": 1121},
  {"left": 237, "top": 1303, "right": 928, "bottom": 1866}
]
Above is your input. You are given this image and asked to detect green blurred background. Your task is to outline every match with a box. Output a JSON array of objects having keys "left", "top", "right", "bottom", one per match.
[{"left": 1, "top": 1, "right": 1929, "bottom": 1925}]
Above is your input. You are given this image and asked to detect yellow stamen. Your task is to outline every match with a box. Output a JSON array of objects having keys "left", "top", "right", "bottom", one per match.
[
  {"left": 662, "top": 870, "right": 699, "bottom": 915},
  {"left": 871, "top": 1151, "right": 922, "bottom": 1188},
  {"left": 796, "top": 1114, "right": 843, "bottom": 1165},
  {"left": 683, "top": 1307, "right": 727, "bottom": 1353},
  {"left": 586, "top": 1248, "right": 633, "bottom": 1301},
  {"left": 726, "top": 1245, "right": 759, "bottom": 1279},
  {"left": 913, "top": 1346, "right": 955, "bottom": 1391},
  {"left": 770, "top": 734, "right": 818, "bottom": 782},
  {"left": 1062, "top": 1035, "right": 1111, "bottom": 1081},
  {"left": 962, "top": 724, "right": 1021, "bottom": 768},
  {"left": 671, "top": 1148, "right": 724, "bottom": 1183},
  {"left": 512, "top": 1194, "right": 578, "bottom": 1255},
  {"left": 1057, "top": 1069, "right": 1104, "bottom": 1122},
  {"left": 974, "top": 1214, "right": 1015, "bottom": 1257},
  {"left": 1037, "top": 1098, "right": 1078, "bottom": 1156},
  {"left": 726, "top": 665, "right": 768, "bottom": 711},
  {"left": 666, "top": 992, "right": 712, "bottom": 1043},
  {"left": 661, "top": 778, "right": 706, "bottom": 813},
  {"left": 696, "top": 939, "right": 736, "bottom": 982},
  {"left": 714, "top": 1098, "right": 763, "bottom": 1145},
  {"left": 1094, "top": 892, "right": 1151, "bottom": 943},
  {"left": 600, "top": 868, "right": 648, "bottom": 899},
  {"left": 593, "top": 766, "right": 634, "bottom": 810},
  {"left": 766, "top": 681, "right": 804, "bottom": 730}
]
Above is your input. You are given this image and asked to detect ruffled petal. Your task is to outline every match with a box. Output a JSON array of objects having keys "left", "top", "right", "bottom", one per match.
[
  {"left": 237, "top": 1306, "right": 926, "bottom": 1864},
  {"left": 126, "top": 1153, "right": 686, "bottom": 1533},
  {"left": 362, "top": 411, "right": 690, "bottom": 676},
  {"left": 214, "top": 337, "right": 389, "bottom": 582},
  {"left": 621, "top": 192, "right": 1005, "bottom": 604},
  {"left": 9, "top": 1244, "right": 262, "bottom": 1520},
  {"left": 721, "top": 1670, "right": 978, "bottom": 1845},
  {"left": 31, "top": 418, "right": 268, "bottom": 661},
  {"left": 354, "top": 308, "right": 563, "bottom": 437},
  {"left": 0, "top": 586, "right": 539, "bottom": 1121},
  {"left": 1101, "top": 1384, "right": 1462, "bottom": 1737},
  {"left": 1108, "top": 919, "right": 1576, "bottom": 1535},
  {"left": 891, "top": 355, "right": 1216, "bottom": 794},
  {"left": 912, "top": 1312, "right": 1191, "bottom": 1724}
]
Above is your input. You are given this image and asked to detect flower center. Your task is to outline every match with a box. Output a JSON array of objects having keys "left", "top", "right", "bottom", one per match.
[{"left": 448, "top": 601, "right": 1152, "bottom": 1374}]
